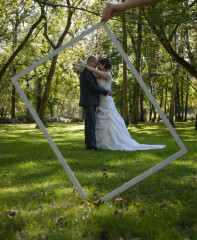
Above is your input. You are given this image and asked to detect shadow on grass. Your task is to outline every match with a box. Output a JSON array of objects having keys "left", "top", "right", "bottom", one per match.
[
  {"left": 0, "top": 122, "right": 196, "bottom": 240},
  {"left": 0, "top": 122, "right": 195, "bottom": 196}
]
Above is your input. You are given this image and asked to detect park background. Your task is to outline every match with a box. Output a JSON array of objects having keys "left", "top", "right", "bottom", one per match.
[{"left": 0, "top": 0, "right": 197, "bottom": 239}]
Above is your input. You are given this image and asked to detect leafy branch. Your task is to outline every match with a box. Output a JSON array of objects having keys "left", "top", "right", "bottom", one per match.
[{"left": 33, "top": 0, "right": 101, "bottom": 16}]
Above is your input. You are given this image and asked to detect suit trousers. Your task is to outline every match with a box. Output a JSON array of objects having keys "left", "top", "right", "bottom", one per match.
[{"left": 83, "top": 106, "right": 97, "bottom": 150}]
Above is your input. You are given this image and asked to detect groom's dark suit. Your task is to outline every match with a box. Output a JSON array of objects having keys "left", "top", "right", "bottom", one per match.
[{"left": 79, "top": 68, "right": 108, "bottom": 150}]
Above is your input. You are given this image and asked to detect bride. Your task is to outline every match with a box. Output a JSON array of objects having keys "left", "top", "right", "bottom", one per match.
[{"left": 85, "top": 58, "right": 166, "bottom": 151}]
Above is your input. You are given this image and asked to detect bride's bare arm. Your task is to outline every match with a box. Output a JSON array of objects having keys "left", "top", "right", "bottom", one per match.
[
  {"left": 93, "top": 73, "right": 101, "bottom": 80},
  {"left": 85, "top": 65, "right": 111, "bottom": 82}
]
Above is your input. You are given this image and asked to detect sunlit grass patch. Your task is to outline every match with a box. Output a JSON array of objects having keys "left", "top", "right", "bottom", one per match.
[{"left": 0, "top": 122, "right": 196, "bottom": 240}]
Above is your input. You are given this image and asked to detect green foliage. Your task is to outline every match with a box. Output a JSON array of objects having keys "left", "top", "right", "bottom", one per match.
[{"left": 0, "top": 0, "right": 196, "bottom": 121}]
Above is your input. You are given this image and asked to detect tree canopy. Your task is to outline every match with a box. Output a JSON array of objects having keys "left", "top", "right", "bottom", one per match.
[{"left": 0, "top": 0, "right": 196, "bottom": 126}]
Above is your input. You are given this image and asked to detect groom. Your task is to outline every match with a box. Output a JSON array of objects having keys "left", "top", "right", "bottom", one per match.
[{"left": 79, "top": 56, "right": 112, "bottom": 150}]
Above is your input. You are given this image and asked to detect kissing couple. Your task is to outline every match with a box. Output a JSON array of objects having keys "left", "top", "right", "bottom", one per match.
[{"left": 74, "top": 56, "right": 165, "bottom": 151}]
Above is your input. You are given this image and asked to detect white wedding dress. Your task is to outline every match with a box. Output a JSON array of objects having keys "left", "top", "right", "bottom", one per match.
[{"left": 95, "top": 73, "right": 166, "bottom": 151}]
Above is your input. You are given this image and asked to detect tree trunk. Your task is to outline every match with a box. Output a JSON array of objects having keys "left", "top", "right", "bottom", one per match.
[
  {"left": 169, "top": 73, "right": 177, "bottom": 126},
  {"left": 26, "top": 79, "right": 31, "bottom": 122},
  {"left": 175, "top": 87, "right": 178, "bottom": 121},
  {"left": 131, "top": 82, "right": 140, "bottom": 123},
  {"left": 184, "top": 88, "right": 189, "bottom": 122},
  {"left": 149, "top": 82, "right": 153, "bottom": 122},
  {"left": 39, "top": 6, "right": 73, "bottom": 122},
  {"left": 49, "top": 101, "right": 54, "bottom": 118},
  {"left": 131, "top": 8, "right": 142, "bottom": 124},
  {"left": 36, "top": 77, "right": 42, "bottom": 113},
  {"left": 0, "top": 8, "right": 45, "bottom": 83},
  {"left": 139, "top": 89, "right": 145, "bottom": 122},
  {"left": 39, "top": 55, "right": 58, "bottom": 122},
  {"left": 121, "top": 7, "right": 128, "bottom": 124},
  {"left": 149, "top": 103, "right": 152, "bottom": 122},
  {"left": 1, "top": 108, "right": 4, "bottom": 118},
  {"left": 11, "top": 12, "right": 19, "bottom": 121},
  {"left": 169, "top": 40, "right": 183, "bottom": 126},
  {"left": 164, "top": 78, "right": 168, "bottom": 114},
  {"left": 177, "top": 82, "right": 181, "bottom": 121},
  {"left": 11, "top": 86, "right": 16, "bottom": 120},
  {"left": 157, "top": 92, "right": 163, "bottom": 122},
  {"left": 148, "top": 23, "right": 197, "bottom": 79},
  {"left": 181, "top": 77, "right": 184, "bottom": 120},
  {"left": 152, "top": 105, "right": 156, "bottom": 122},
  {"left": 175, "top": 82, "right": 181, "bottom": 121}
]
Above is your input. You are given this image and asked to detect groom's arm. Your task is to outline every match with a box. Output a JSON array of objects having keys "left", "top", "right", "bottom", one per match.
[{"left": 84, "top": 69, "right": 109, "bottom": 96}]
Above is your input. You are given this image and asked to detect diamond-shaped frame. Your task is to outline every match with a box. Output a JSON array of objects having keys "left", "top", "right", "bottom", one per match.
[{"left": 11, "top": 22, "right": 188, "bottom": 203}]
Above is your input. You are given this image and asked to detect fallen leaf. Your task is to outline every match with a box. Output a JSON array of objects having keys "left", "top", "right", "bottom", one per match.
[
  {"left": 103, "top": 172, "right": 108, "bottom": 178},
  {"left": 55, "top": 216, "right": 68, "bottom": 225},
  {"left": 73, "top": 188, "right": 78, "bottom": 193},
  {"left": 6, "top": 210, "right": 18, "bottom": 218},
  {"left": 80, "top": 199, "right": 103, "bottom": 207},
  {"left": 116, "top": 198, "right": 123, "bottom": 202}
]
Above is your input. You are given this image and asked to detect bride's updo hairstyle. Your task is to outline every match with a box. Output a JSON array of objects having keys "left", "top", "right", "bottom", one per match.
[{"left": 99, "top": 58, "right": 112, "bottom": 70}]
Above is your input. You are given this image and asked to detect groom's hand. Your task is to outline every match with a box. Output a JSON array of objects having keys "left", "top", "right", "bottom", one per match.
[{"left": 107, "top": 89, "right": 113, "bottom": 96}]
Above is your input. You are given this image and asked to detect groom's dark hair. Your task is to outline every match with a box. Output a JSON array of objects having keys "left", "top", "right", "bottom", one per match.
[{"left": 87, "top": 56, "right": 97, "bottom": 64}]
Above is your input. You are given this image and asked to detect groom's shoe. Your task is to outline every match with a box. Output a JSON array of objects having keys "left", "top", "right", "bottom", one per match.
[
  {"left": 91, "top": 147, "right": 98, "bottom": 151},
  {"left": 85, "top": 148, "right": 91, "bottom": 150}
]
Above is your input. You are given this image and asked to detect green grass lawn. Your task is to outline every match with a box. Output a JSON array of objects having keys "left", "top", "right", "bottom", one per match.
[{"left": 0, "top": 122, "right": 196, "bottom": 240}]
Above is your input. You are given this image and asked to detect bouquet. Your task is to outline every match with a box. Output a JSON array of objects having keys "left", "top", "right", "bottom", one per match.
[{"left": 73, "top": 62, "right": 85, "bottom": 74}]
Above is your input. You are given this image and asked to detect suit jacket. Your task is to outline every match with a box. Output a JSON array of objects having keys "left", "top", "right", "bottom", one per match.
[{"left": 79, "top": 68, "right": 108, "bottom": 107}]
